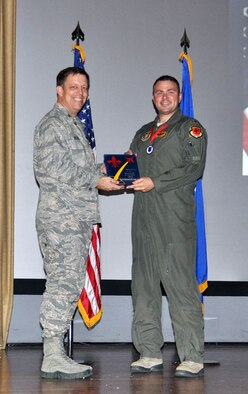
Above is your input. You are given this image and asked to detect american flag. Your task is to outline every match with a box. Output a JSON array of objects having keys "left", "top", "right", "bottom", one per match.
[{"left": 73, "top": 44, "right": 102, "bottom": 328}]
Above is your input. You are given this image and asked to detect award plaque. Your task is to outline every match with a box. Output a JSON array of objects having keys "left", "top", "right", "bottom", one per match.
[{"left": 104, "top": 154, "right": 140, "bottom": 186}]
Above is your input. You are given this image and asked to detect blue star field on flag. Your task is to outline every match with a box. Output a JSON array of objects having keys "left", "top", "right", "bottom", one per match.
[{"left": 74, "top": 47, "right": 96, "bottom": 152}]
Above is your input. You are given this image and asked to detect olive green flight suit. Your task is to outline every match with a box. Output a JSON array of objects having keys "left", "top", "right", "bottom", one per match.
[{"left": 130, "top": 108, "right": 207, "bottom": 363}]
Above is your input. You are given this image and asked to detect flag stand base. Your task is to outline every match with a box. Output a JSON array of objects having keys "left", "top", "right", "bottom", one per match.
[
  {"left": 66, "top": 319, "right": 87, "bottom": 364},
  {"left": 173, "top": 359, "right": 220, "bottom": 366},
  {"left": 204, "top": 360, "right": 220, "bottom": 365},
  {"left": 66, "top": 320, "right": 74, "bottom": 359}
]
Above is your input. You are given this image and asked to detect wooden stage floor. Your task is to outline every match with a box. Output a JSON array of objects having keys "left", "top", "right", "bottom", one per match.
[{"left": 0, "top": 343, "right": 248, "bottom": 393}]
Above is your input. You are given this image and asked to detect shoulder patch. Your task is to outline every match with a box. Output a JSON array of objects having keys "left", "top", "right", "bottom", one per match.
[{"left": 189, "top": 125, "right": 203, "bottom": 138}]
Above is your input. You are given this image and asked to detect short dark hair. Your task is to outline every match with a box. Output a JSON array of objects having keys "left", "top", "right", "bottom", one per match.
[
  {"left": 153, "top": 75, "right": 180, "bottom": 94},
  {"left": 56, "top": 67, "right": 90, "bottom": 88}
]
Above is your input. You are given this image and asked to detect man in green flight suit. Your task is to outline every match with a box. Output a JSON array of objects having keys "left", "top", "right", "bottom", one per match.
[{"left": 127, "top": 75, "right": 207, "bottom": 378}]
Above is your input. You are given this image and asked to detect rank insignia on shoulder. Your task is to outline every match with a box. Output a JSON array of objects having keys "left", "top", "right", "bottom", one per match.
[
  {"left": 189, "top": 126, "right": 203, "bottom": 138},
  {"left": 141, "top": 131, "right": 151, "bottom": 142}
]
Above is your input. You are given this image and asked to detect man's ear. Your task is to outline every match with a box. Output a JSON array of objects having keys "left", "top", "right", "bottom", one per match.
[
  {"left": 179, "top": 92, "right": 182, "bottom": 103},
  {"left": 56, "top": 85, "right": 63, "bottom": 97},
  {"left": 152, "top": 99, "right": 158, "bottom": 114}
]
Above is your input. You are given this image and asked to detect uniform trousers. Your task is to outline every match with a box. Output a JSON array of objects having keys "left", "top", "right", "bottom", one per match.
[
  {"left": 131, "top": 221, "right": 204, "bottom": 363},
  {"left": 37, "top": 210, "right": 92, "bottom": 338}
]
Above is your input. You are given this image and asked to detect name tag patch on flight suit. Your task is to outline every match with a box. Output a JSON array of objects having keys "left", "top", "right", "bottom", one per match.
[
  {"left": 189, "top": 126, "right": 203, "bottom": 138},
  {"left": 156, "top": 130, "right": 167, "bottom": 138},
  {"left": 141, "top": 129, "right": 167, "bottom": 142}
]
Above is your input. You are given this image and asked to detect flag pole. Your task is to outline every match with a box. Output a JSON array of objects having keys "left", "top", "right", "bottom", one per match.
[
  {"left": 67, "top": 22, "right": 103, "bottom": 360},
  {"left": 66, "top": 22, "right": 85, "bottom": 360},
  {"left": 178, "top": 29, "right": 220, "bottom": 367},
  {"left": 71, "top": 21, "right": 85, "bottom": 45},
  {"left": 180, "top": 28, "right": 190, "bottom": 55}
]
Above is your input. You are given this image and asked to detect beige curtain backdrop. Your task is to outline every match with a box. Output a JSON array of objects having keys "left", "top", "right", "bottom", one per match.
[{"left": 0, "top": 0, "right": 16, "bottom": 349}]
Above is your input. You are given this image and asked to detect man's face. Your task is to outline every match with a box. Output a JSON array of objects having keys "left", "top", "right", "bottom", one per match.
[
  {"left": 152, "top": 80, "right": 182, "bottom": 121},
  {"left": 56, "top": 73, "right": 89, "bottom": 117}
]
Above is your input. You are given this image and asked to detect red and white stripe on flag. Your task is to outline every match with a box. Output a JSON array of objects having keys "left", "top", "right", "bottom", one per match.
[{"left": 78, "top": 224, "right": 102, "bottom": 328}]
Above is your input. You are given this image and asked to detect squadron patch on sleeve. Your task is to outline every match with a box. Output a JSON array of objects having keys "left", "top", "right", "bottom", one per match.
[{"left": 189, "top": 125, "right": 203, "bottom": 138}]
